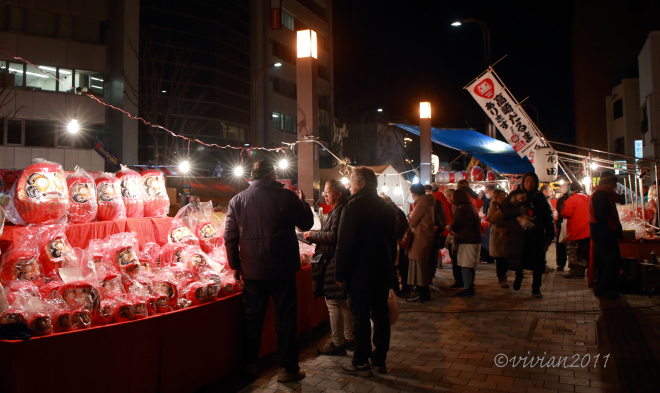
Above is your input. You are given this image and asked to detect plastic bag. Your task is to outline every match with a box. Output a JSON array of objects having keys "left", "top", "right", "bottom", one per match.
[
  {"left": 0, "top": 284, "right": 8, "bottom": 314},
  {"left": 167, "top": 219, "right": 199, "bottom": 246},
  {"left": 57, "top": 281, "right": 101, "bottom": 315},
  {"left": 151, "top": 270, "right": 179, "bottom": 312},
  {"left": 95, "top": 173, "right": 126, "bottom": 221},
  {"left": 159, "top": 243, "right": 187, "bottom": 267},
  {"left": 3, "top": 159, "right": 69, "bottom": 225},
  {"left": 0, "top": 233, "right": 44, "bottom": 285},
  {"left": 138, "top": 243, "right": 161, "bottom": 271},
  {"left": 141, "top": 169, "right": 169, "bottom": 218},
  {"left": 104, "top": 232, "right": 140, "bottom": 276},
  {"left": 173, "top": 201, "right": 223, "bottom": 253},
  {"left": 116, "top": 165, "right": 144, "bottom": 218},
  {"left": 66, "top": 166, "right": 98, "bottom": 224},
  {"left": 37, "top": 225, "right": 77, "bottom": 278}
]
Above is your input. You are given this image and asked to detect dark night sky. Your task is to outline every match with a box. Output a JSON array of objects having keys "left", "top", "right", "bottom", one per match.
[{"left": 332, "top": 1, "right": 575, "bottom": 144}]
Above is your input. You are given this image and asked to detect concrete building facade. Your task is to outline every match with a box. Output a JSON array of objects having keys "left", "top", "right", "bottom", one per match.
[
  {"left": 0, "top": 0, "right": 139, "bottom": 171},
  {"left": 638, "top": 31, "right": 660, "bottom": 160},
  {"left": 605, "top": 78, "right": 640, "bottom": 158},
  {"left": 251, "top": 0, "right": 333, "bottom": 149}
]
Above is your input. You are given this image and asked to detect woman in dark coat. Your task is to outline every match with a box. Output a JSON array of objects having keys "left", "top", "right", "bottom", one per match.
[
  {"left": 304, "top": 179, "right": 352, "bottom": 355},
  {"left": 501, "top": 172, "right": 555, "bottom": 298},
  {"left": 449, "top": 189, "right": 482, "bottom": 297}
]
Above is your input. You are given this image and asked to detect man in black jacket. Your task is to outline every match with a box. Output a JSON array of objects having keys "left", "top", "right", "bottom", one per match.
[
  {"left": 335, "top": 167, "right": 397, "bottom": 377},
  {"left": 555, "top": 183, "right": 570, "bottom": 271},
  {"left": 224, "top": 160, "right": 314, "bottom": 382}
]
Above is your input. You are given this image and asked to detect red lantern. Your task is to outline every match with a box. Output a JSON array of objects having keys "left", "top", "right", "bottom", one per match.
[
  {"left": 470, "top": 167, "right": 484, "bottom": 182},
  {"left": 11, "top": 160, "right": 68, "bottom": 224},
  {"left": 116, "top": 166, "right": 144, "bottom": 218},
  {"left": 448, "top": 172, "right": 455, "bottom": 183},
  {"left": 487, "top": 171, "right": 497, "bottom": 181},
  {"left": 95, "top": 173, "right": 126, "bottom": 221},
  {"left": 66, "top": 169, "right": 98, "bottom": 224},
  {"left": 141, "top": 169, "right": 170, "bottom": 217}
]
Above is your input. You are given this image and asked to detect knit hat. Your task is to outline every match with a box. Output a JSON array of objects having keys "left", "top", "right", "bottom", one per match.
[
  {"left": 599, "top": 171, "right": 617, "bottom": 185},
  {"left": 569, "top": 181, "right": 583, "bottom": 192}
]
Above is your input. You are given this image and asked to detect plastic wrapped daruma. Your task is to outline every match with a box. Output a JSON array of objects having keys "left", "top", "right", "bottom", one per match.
[
  {"left": 57, "top": 281, "right": 101, "bottom": 314},
  {"left": 95, "top": 173, "right": 126, "bottom": 221},
  {"left": 0, "top": 249, "right": 42, "bottom": 285},
  {"left": 37, "top": 225, "right": 76, "bottom": 277},
  {"left": 470, "top": 167, "right": 484, "bottom": 182},
  {"left": 66, "top": 167, "right": 97, "bottom": 224},
  {"left": 6, "top": 159, "right": 69, "bottom": 225},
  {"left": 116, "top": 165, "right": 144, "bottom": 218},
  {"left": 141, "top": 169, "right": 169, "bottom": 218}
]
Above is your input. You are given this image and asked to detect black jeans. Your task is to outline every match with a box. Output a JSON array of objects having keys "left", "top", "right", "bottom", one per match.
[
  {"left": 448, "top": 243, "right": 463, "bottom": 286},
  {"left": 515, "top": 263, "right": 544, "bottom": 291},
  {"left": 397, "top": 247, "right": 410, "bottom": 291},
  {"left": 348, "top": 287, "right": 390, "bottom": 366},
  {"left": 593, "top": 238, "right": 622, "bottom": 293},
  {"left": 242, "top": 276, "right": 299, "bottom": 372},
  {"left": 556, "top": 240, "right": 567, "bottom": 268},
  {"left": 495, "top": 257, "right": 508, "bottom": 279}
]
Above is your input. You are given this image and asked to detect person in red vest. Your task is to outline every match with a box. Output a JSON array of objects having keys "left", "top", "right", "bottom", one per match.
[{"left": 561, "top": 181, "right": 591, "bottom": 279}]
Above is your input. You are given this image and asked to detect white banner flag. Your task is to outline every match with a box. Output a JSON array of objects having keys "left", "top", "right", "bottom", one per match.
[{"left": 466, "top": 71, "right": 545, "bottom": 163}]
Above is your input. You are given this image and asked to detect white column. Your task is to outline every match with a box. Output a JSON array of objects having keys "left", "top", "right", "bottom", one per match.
[
  {"left": 296, "top": 30, "right": 320, "bottom": 204},
  {"left": 420, "top": 102, "right": 432, "bottom": 185}
]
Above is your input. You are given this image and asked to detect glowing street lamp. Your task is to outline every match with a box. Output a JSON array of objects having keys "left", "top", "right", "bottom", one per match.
[
  {"left": 233, "top": 166, "right": 244, "bottom": 177},
  {"left": 297, "top": 30, "right": 318, "bottom": 59},
  {"left": 341, "top": 177, "right": 349, "bottom": 185},
  {"left": 419, "top": 102, "right": 432, "bottom": 185},
  {"left": 297, "top": 29, "right": 320, "bottom": 205},
  {"left": 278, "top": 159, "right": 289, "bottom": 170}
]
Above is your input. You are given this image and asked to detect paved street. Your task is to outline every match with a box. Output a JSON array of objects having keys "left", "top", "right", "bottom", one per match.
[{"left": 206, "top": 244, "right": 660, "bottom": 393}]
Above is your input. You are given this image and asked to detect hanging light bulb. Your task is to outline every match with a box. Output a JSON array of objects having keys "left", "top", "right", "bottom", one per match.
[
  {"left": 341, "top": 177, "right": 349, "bottom": 185},
  {"left": 278, "top": 159, "right": 289, "bottom": 169},
  {"left": 381, "top": 185, "right": 389, "bottom": 193},
  {"left": 394, "top": 186, "right": 402, "bottom": 195},
  {"left": 233, "top": 166, "right": 243, "bottom": 176},
  {"left": 68, "top": 113, "right": 79, "bottom": 133},
  {"left": 590, "top": 162, "right": 598, "bottom": 170},
  {"left": 179, "top": 160, "right": 190, "bottom": 174}
]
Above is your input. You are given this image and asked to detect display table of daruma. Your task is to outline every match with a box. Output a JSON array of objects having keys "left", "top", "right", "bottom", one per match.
[
  {"left": 0, "top": 218, "right": 329, "bottom": 393},
  {"left": 0, "top": 217, "right": 175, "bottom": 252}
]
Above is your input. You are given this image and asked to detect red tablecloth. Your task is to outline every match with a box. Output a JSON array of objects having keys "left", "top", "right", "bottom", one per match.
[
  {"left": 0, "top": 217, "right": 174, "bottom": 252},
  {"left": 0, "top": 266, "right": 329, "bottom": 393}
]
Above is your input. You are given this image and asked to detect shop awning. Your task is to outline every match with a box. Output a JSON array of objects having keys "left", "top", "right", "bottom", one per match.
[{"left": 393, "top": 124, "right": 534, "bottom": 175}]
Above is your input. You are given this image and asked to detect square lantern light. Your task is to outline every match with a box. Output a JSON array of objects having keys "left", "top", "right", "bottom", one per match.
[
  {"left": 297, "top": 29, "right": 318, "bottom": 59},
  {"left": 420, "top": 102, "right": 431, "bottom": 119}
]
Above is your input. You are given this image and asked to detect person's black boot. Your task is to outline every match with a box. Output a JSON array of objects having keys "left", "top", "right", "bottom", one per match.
[{"left": 455, "top": 287, "right": 475, "bottom": 297}]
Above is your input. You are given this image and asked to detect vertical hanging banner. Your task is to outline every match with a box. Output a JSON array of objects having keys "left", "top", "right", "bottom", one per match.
[
  {"left": 466, "top": 70, "right": 547, "bottom": 163},
  {"left": 271, "top": 0, "right": 282, "bottom": 30}
]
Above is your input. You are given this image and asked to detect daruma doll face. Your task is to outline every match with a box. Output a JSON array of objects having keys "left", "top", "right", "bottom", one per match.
[
  {"left": 141, "top": 170, "right": 169, "bottom": 218},
  {"left": 14, "top": 162, "right": 69, "bottom": 224},
  {"left": 117, "top": 168, "right": 144, "bottom": 217},
  {"left": 67, "top": 171, "right": 98, "bottom": 224},
  {"left": 95, "top": 176, "right": 126, "bottom": 221}
]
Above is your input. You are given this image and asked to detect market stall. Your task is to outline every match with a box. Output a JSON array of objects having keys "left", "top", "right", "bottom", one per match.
[{"left": 0, "top": 160, "right": 329, "bottom": 393}]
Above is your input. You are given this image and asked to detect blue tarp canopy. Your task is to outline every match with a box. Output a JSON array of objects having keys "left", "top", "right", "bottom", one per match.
[{"left": 394, "top": 124, "right": 534, "bottom": 175}]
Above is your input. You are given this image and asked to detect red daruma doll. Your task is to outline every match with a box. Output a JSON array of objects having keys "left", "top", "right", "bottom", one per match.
[
  {"left": 95, "top": 173, "right": 126, "bottom": 221},
  {"left": 9, "top": 159, "right": 69, "bottom": 225},
  {"left": 116, "top": 165, "right": 144, "bottom": 218},
  {"left": 66, "top": 167, "right": 98, "bottom": 224},
  {"left": 141, "top": 169, "right": 169, "bottom": 218}
]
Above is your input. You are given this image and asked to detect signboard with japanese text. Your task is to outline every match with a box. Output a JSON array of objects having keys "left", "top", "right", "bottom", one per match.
[
  {"left": 271, "top": 0, "right": 282, "bottom": 29},
  {"left": 466, "top": 70, "right": 546, "bottom": 163},
  {"left": 93, "top": 138, "right": 121, "bottom": 170}
]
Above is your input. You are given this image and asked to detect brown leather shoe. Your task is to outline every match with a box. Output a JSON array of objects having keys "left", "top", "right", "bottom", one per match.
[{"left": 317, "top": 341, "right": 347, "bottom": 356}]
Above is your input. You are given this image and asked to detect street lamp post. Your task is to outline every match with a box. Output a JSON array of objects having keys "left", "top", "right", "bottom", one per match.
[
  {"left": 251, "top": 62, "right": 282, "bottom": 147},
  {"left": 419, "top": 102, "right": 432, "bottom": 185},
  {"left": 296, "top": 29, "right": 320, "bottom": 205},
  {"left": 452, "top": 19, "right": 493, "bottom": 138}
]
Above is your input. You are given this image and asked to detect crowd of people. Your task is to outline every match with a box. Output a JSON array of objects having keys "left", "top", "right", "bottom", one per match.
[{"left": 223, "top": 161, "right": 626, "bottom": 382}]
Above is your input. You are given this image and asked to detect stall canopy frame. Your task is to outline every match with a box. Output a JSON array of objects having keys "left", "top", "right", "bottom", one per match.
[{"left": 392, "top": 124, "right": 534, "bottom": 175}]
